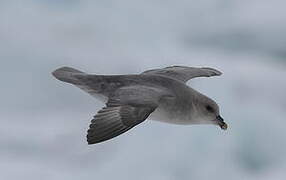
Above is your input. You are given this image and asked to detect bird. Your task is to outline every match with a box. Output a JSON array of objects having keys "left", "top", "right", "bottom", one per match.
[{"left": 52, "top": 65, "right": 227, "bottom": 144}]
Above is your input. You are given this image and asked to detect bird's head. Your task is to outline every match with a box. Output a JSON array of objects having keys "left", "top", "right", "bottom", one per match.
[{"left": 192, "top": 94, "right": 227, "bottom": 130}]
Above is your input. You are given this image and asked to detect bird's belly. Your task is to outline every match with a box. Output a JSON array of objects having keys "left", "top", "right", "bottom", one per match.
[{"left": 149, "top": 107, "right": 192, "bottom": 125}]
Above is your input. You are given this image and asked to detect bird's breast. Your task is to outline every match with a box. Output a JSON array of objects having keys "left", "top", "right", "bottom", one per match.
[{"left": 149, "top": 105, "right": 193, "bottom": 125}]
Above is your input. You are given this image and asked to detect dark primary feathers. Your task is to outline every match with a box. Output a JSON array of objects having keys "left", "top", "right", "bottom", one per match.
[
  {"left": 87, "top": 105, "right": 156, "bottom": 144},
  {"left": 87, "top": 86, "right": 166, "bottom": 144}
]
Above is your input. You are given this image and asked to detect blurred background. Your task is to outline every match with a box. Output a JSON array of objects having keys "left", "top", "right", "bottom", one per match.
[{"left": 1, "top": 0, "right": 286, "bottom": 179}]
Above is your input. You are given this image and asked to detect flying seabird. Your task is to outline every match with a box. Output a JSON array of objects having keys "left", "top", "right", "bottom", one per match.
[{"left": 52, "top": 66, "right": 227, "bottom": 144}]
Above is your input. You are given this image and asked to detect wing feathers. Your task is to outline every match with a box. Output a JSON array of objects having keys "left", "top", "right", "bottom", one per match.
[
  {"left": 87, "top": 105, "right": 155, "bottom": 144},
  {"left": 52, "top": 67, "right": 84, "bottom": 84},
  {"left": 142, "top": 66, "right": 222, "bottom": 82}
]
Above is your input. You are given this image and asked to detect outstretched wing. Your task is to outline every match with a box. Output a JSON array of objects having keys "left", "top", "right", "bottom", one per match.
[
  {"left": 87, "top": 105, "right": 156, "bottom": 144},
  {"left": 142, "top": 66, "right": 222, "bottom": 83},
  {"left": 87, "top": 85, "right": 172, "bottom": 144}
]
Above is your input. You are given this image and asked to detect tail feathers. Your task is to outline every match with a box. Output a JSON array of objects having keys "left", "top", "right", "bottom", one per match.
[{"left": 52, "top": 67, "right": 85, "bottom": 84}]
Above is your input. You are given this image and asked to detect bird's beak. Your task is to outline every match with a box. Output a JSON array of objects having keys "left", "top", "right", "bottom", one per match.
[{"left": 216, "top": 115, "right": 228, "bottom": 130}]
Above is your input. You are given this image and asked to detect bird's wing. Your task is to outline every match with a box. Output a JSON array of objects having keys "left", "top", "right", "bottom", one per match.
[
  {"left": 87, "top": 105, "right": 155, "bottom": 144},
  {"left": 142, "top": 66, "right": 222, "bottom": 83},
  {"left": 87, "top": 85, "right": 171, "bottom": 144}
]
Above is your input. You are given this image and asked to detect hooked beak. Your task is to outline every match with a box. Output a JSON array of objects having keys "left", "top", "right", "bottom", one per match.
[{"left": 216, "top": 115, "right": 228, "bottom": 130}]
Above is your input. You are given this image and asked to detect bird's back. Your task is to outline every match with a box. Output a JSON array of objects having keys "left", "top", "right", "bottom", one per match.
[{"left": 53, "top": 67, "right": 195, "bottom": 123}]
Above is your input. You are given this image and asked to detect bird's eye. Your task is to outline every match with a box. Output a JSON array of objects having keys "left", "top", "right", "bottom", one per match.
[{"left": 206, "top": 105, "right": 214, "bottom": 112}]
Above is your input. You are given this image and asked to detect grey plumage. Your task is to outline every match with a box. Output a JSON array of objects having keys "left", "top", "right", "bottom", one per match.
[
  {"left": 52, "top": 65, "right": 227, "bottom": 144},
  {"left": 87, "top": 106, "right": 155, "bottom": 144}
]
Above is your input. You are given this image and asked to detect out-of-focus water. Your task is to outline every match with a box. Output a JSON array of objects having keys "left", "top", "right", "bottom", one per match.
[{"left": 1, "top": 1, "right": 286, "bottom": 180}]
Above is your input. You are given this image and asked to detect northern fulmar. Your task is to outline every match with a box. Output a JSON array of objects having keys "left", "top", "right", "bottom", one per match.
[{"left": 52, "top": 66, "right": 227, "bottom": 144}]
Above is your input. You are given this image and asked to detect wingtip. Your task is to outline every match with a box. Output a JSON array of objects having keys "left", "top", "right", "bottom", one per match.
[
  {"left": 52, "top": 66, "right": 81, "bottom": 75},
  {"left": 201, "top": 67, "right": 223, "bottom": 76},
  {"left": 52, "top": 67, "right": 72, "bottom": 79},
  {"left": 87, "top": 141, "right": 94, "bottom": 145},
  {"left": 86, "top": 136, "right": 95, "bottom": 145},
  {"left": 215, "top": 69, "right": 223, "bottom": 76},
  {"left": 52, "top": 66, "right": 84, "bottom": 83},
  {"left": 86, "top": 132, "right": 104, "bottom": 145},
  {"left": 86, "top": 136, "right": 105, "bottom": 145}
]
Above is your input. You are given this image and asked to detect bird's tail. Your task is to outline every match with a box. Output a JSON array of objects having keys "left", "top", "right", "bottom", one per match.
[
  {"left": 52, "top": 66, "right": 111, "bottom": 98},
  {"left": 52, "top": 67, "right": 86, "bottom": 85}
]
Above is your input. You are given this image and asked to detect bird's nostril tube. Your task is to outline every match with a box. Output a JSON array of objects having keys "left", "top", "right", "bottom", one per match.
[{"left": 216, "top": 115, "right": 224, "bottom": 122}]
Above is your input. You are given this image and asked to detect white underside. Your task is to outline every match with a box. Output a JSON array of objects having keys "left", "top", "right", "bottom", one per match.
[
  {"left": 149, "top": 104, "right": 211, "bottom": 125},
  {"left": 79, "top": 88, "right": 204, "bottom": 125},
  {"left": 149, "top": 107, "right": 193, "bottom": 125}
]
